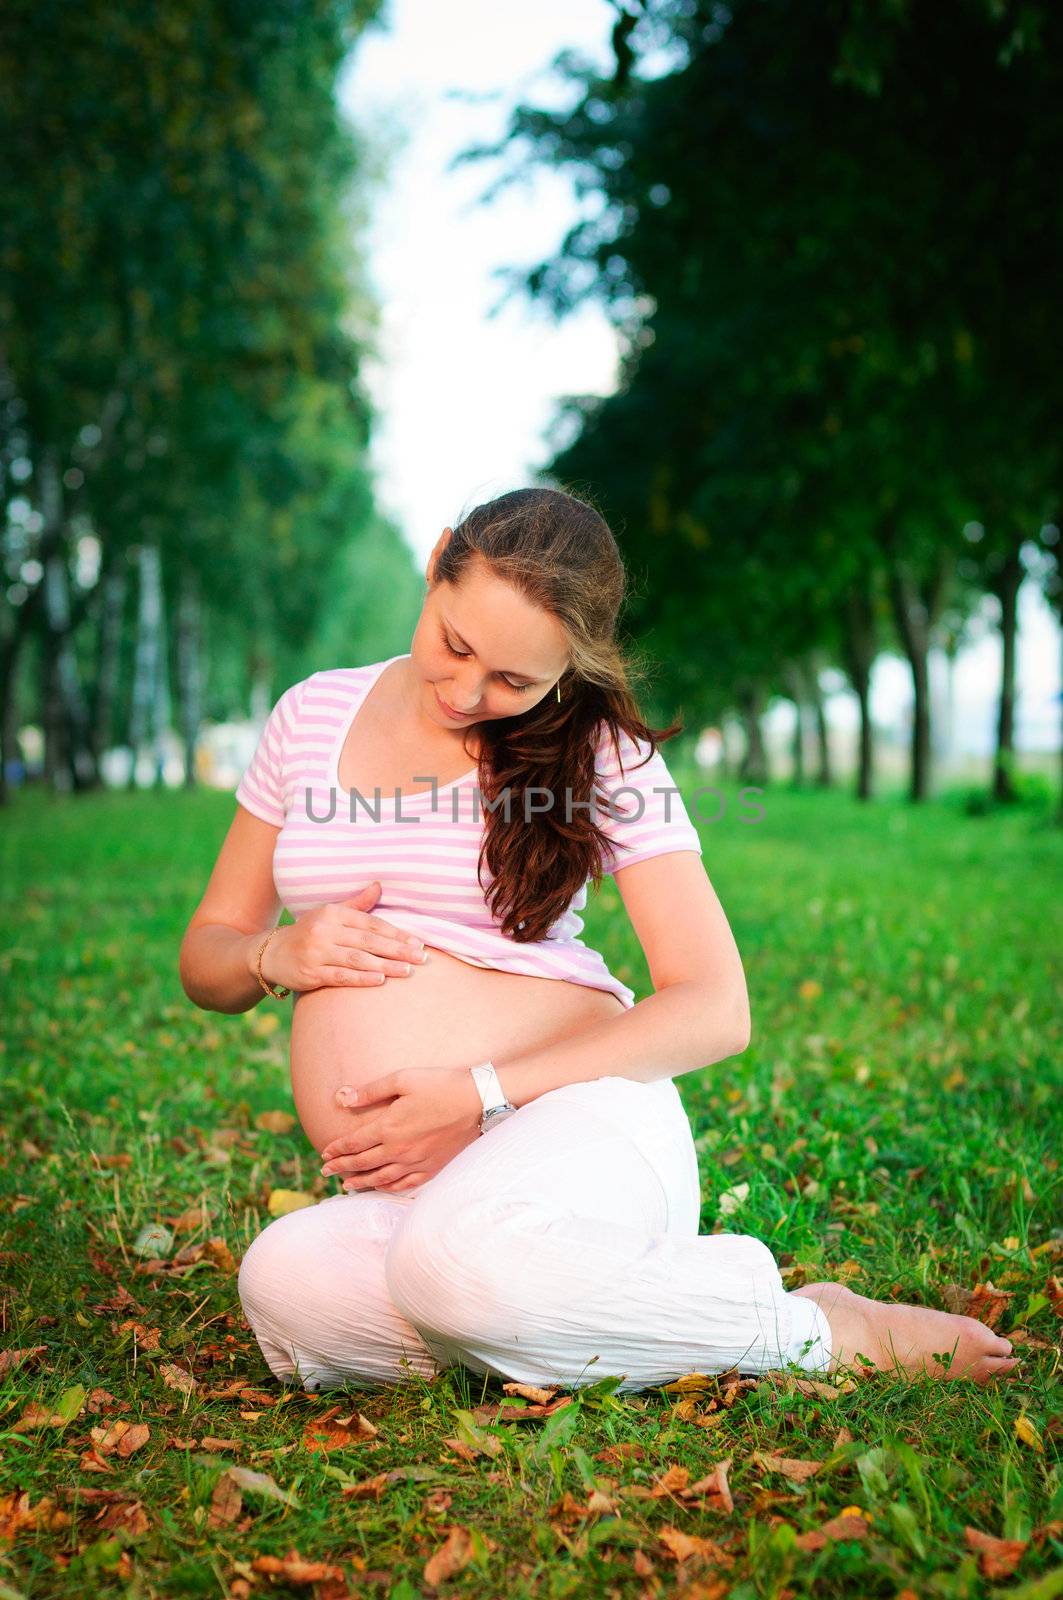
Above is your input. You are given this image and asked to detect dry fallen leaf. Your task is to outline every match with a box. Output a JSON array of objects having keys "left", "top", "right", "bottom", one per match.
[
  {"left": 502, "top": 1380, "right": 558, "bottom": 1405},
  {"left": 208, "top": 1472, "right": 244, "bottom": 1528},
  {"left": 0, "top": 1491, "right": 71, "bottom": 1543},
  {"left": 686, "top": 1459, "right": 734, "bottom": 1515},
  {"left": 159, "top": 1363, "right": 198, "bottom": 1397},
  {"left": 941, "top": 1281, "right": 1013, "bottom": 1328},
  {"left": 0, "top": 1346, "right": 47, "bottom": 1377},
  {"left": 226, "top": 1468, "right": 300, "bottom": 1508},
  {"left": 302, "top": 1407, "right": 379, "bottom": 1452},
  {"left": 251, "top": 1550, "right": 344, "bottom": 1584},
  {"left": 1014, "top": 1414, "right": 1044, "bottom": 1453},
  {"left": 796, "top": 1509, "right": 871, "bottom": 1550},
  {"left": 651, "top": 1465, "right": 691, "bottom": 1499},
  {"left": 658, "top": 1525, "right": 732, "bottom": 1567},
  {"left": 255, "top": 1109, "right": 298, "bottom": 1134},
  {"left": 754, "top": 1451, "right": 823, "bottom": 1482},
  {"left": 169, "top": 1205, "right": 211, "bottom": 1233},
  {"left": 341, "top": 1473, "right": 390, "bottom": 1501},
  {"left": 964, "top": 1526, "right": 1028, "bottom": 1579},
  {"left": 267, "top": 1188, "right": 316, "bottom": 1217},
  {"left": 424, "top": 1526, "right": 475, "bottom": 1585}
]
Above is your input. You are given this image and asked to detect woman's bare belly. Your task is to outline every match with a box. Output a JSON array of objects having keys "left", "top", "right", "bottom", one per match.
[{"left": 290, "top": 945, "right": 625, "bottom": 1153}]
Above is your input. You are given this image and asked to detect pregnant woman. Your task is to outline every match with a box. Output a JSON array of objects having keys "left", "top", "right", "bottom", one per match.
[{"left": 179, "top": 487, "right": 1017, "bottom": 1394}]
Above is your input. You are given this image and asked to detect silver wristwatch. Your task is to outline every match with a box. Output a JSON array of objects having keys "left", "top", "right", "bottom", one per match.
[{"left": 469, "top": 1061, "right": 517, "bottom": 1134}]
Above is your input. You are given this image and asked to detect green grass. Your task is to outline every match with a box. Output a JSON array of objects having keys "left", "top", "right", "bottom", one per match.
[{"left": 1, "top": 776, "right": 1061, "bottom": 1599}]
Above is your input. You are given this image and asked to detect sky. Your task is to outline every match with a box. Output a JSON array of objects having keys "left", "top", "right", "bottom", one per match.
[{"left": 337, "top": 0, "right": 1060, "bottom": 758}]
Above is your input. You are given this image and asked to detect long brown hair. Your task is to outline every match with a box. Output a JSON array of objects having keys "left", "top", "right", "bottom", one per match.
[{"left": 437, "top": 486, "right": 685, "bottom": 943}]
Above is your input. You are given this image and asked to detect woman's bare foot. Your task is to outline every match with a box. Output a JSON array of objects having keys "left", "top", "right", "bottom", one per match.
[{"left": 792, "top": 1282, "right": 1020, "bottom": 1383}]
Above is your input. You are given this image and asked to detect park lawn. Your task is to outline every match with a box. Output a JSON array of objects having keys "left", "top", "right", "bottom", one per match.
[{"left": 0, "top": 775, "right": 1061, "bottom": 1599}]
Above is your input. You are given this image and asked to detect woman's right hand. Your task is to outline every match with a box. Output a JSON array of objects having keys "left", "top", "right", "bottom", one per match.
[{"left": 256, "top": 882, "right": 428, "bottom": 993}]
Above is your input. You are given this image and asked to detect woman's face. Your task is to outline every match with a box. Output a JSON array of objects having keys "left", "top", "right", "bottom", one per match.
[{"left": 410, "top": 540, "right": 570, "bottom": 731}]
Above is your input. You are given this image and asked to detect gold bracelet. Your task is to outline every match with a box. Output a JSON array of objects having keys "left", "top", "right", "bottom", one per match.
[{"left": 256, "top": 927, "right": 291, "bottom": 999}]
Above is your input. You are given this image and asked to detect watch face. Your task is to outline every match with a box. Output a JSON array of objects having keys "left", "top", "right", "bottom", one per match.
[{"left": 482, "top": 1105, "right": 517, "bottom": 1131}]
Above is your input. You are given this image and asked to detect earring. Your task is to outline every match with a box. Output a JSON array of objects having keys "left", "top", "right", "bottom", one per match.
[{"left": 556, "top": 680, "right": 561, "bottom": 703}]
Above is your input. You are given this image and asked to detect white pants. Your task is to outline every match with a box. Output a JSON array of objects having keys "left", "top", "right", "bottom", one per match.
[{"left": 238, "top": 1074, "right": 832, "bottom": 1394}]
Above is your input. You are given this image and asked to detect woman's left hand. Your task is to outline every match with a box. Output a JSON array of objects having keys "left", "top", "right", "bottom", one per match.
[{"left": 319, "top": 1067, "right": 483, "bottom": 1193}]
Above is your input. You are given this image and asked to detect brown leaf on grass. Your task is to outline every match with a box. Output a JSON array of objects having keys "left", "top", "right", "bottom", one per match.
[
  {"left": 661, "top": 1371, "right": 718, "bottom": 1395},
  {"left": 199, "top": 1436, "right": 240, "bottom": 1454},
  {"left": 502, "top": 1380, "right": 559, "bottom": 1404},
  {"left": 754, "top": 1451, "right": 823, "bottom": 1482},
  {"left": 341, "top": 1473, "right": 390, "bottom": 1501},
  {"left": 0, "top": 1491, "right": 71, "bottom": 1543},
  {"left": 1014, "top": 1415, "right": 1044, "bottom": 1453},
  {"left": 549, "top": 1488, "right": 620, "bottom": 1528},
  {"left": 594, "top": 1442, "right": 647, "bottom": 1466},
  {"left": 833, "top": 1427, "right": 855, "bottom": 1448},
  {"left": 93, "top": 1498, "right": 151, "bottom": 1538},
  {"left": 0, "top": 1346, "right": 47, "bottom": 1377},
  {"left": 796, "top": 1509, "right": 871, "bottom": 1550},
  {"left": 255, "top": 1110, "right": 298, "bottom": 1134},
  {"left": 159, "top": 1362, "right": 198, "bottom": 1397},
  {"left": 941, "top": 1281, "right": 1012, "bottom": 1328},
  {"left": 302, "top": 1406, "right": 379, "bottom": 1452},
  {"left": 1046, "top": 1275, "right": 1063, "bottom": 1319},
  {"left": 658, "top": 1525, "right": 733, "bottom": 1566},
  {"left": 169, "top": 1205, "right": 211, "bottom": 1233},
  {"left": 117, "top": 1423, "right": 150, "bottom": 1457},
  {"left": 964, "top": 1527, "right": 1028, "bottom": 1579},
  {"left": 686, "top": 1459, "right": 734, "bottom": 1515},
  {"left": 94, "top": 1153, "right": 134, "bottom": 1169},
  {"left": 203, "top": 1237, "right": 238, "bottom": 1274},
  {"left": 85, "top": 1387, "right": 129, "bottom": 1414},
  {"left": 79, "top": 1448, "right": 115, "bottom": 1473},
  {"left": 473, "top": 1393, "right": 574, "bottom": 1424},
  {"left": 12, "top": 1403, "right": 66, "bottom": 1432},
  {"left": 1007, "top": 1329, "right": 1055, "bottom": 1350},
  {"left": 208, "top": 1472, "right": 244, "bottom": 1527},
  {"left": 632, "top": 1549, "right": 656, "bottom": 1578},
  {"left": 115, "top": 1319, "right": 161, "bottom": 1351},
  {"left": 251, "top": 1550, "right": 345, "bottom": 1585},
  {"left": 424, "top": 1526, "right": 475, "bottom": 1585},
  {"left": 651, "top": 1465, "right": 691, "bottom": 1498}
]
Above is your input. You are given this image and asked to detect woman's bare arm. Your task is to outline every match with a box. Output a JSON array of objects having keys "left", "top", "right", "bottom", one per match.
[{"left": 179, "top": 805, "right": 285, "bottom": 1014}]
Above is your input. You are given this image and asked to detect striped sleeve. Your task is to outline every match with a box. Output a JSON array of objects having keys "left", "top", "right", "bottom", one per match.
[
  {"left": 593, "top": 722, "right": 703, "bottom": 876},
  {"left": 234, "top": 678, "right": 307, "bottom": 827}
]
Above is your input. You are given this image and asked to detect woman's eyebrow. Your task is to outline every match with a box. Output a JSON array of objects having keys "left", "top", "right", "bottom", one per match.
[{"left": 445, "top": 622, "right": 546, "bottom": 683}]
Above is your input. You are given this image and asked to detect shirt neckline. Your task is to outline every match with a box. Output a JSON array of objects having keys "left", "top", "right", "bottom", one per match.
[{"left": 325, "top": 653, "right": 480, "bottom": 803}]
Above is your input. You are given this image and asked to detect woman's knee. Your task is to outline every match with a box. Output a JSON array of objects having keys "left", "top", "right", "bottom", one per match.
[
  {"left": 385, "top": 1200, "right": 504, "bottom": 1346},
  {"left": 238, "top": 1199, "right": 442, "bottom": 1391}
]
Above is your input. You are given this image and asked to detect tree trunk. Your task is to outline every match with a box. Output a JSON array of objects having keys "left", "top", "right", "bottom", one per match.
[
  {"left": 39, "top": 447, "right": 98, "bottom": 793},
  {"left": 801, "top": 654, "right": 832, "bottom": 789},
  {"left": 841, "top": 581, "right": 877, "bottom": 802},
  {"left": 127, "top": 543, "right": 163, "bottom": 791},
  {"left": 882, "top": 533, "right": 953, "bottom": 803},
  {"left": 783, "top": 665, "right": 806, "bottom": 785},
  {"left": 89, "top": 556, "right": 128, "bottom": 772},
  {"left": 176, "top": 569, "right": 203, "bottom": 788},
  {"left": 991, "top": 541, "right": 1024, "bottom": 803},
  {"left": 736, "top": 682, "right": 769, "bottom": 788}
]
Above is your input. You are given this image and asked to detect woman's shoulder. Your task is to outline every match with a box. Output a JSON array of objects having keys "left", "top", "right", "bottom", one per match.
[{"left": 591, "top": 717, "right": 654, "bottom": 777}]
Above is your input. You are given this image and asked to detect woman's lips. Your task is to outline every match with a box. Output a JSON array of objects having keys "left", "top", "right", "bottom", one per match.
[{"left": 435, "top": 687, "right": 475, "bottom": 719}]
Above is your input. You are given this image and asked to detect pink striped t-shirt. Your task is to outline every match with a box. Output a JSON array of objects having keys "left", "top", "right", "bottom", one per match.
[{"left": 234, "top": 653, "right": 703, "bottom": 1010}]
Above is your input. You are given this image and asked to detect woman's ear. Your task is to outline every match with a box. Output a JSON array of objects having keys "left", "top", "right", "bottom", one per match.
[{"left": 425, "top": 526, "right": 453, "bottom": 587}]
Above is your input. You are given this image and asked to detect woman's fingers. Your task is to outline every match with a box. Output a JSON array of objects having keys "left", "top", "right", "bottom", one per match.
[
  {"left": 342, "top": 915, "right": 427, "bottom": 962},
  {"left": 322, "top": 1143, "right": 387, "bottom": 1176},
  {"left": 373, "top": 1172, "right": 427, "bottom": 1193},
  {"left": 342, "top": 1164, "right": 409, "bottom": 1191}
]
